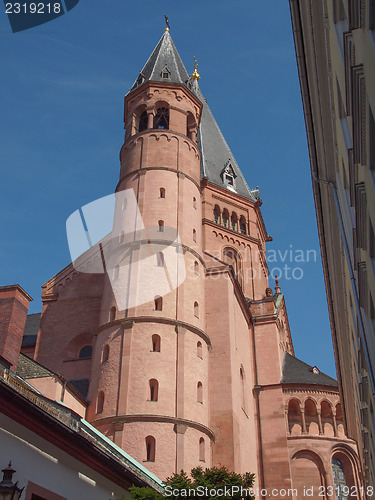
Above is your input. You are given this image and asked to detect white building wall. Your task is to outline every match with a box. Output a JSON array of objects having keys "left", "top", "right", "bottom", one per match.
[{"left": 0, "top": 414, "right": 130, "bottom": 500}]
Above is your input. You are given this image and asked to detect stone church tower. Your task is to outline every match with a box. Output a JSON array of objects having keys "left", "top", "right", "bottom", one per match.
[{"left": 32, "top": 28, "right": 364, "bottom": 496}]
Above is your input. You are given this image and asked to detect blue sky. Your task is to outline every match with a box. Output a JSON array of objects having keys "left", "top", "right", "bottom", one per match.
[{"left": 0, "top": 1, "right": 336, "bottom": 377}]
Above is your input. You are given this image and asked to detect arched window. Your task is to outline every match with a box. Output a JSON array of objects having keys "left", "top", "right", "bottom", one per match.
[
  {"left": 193, "top": 197, "right": 197, "bottom": 209},
  {"left": 97, "top": 391, "right": 104, "bottom": 414},
  {"left": 197, "top": 341, "right": 202, "bottom": 358},
  {"left": 152, "top": 334, "right": 161, "bottom": 352},
  {"left": 114, "top": 265, "right": 120, "bottom": 279},
  {"left": 146, "top": 436, "right": 156, "bottom": 461},
  {"left": 321, "top": 401, "right": 334, "bottom": 436},
  {"left": 187, "top": 112, "right": 196, "bottom": 140},
  {"left": 332, "top": 458, "right": 348, "bottom": 499},
  {"left": 102, "top": 345, "right": 109, "bottom": 363},
  {"left": 122, "top": 198, "right": 127, "bottom": 211},
  {"left": 287, "top": 399, "right": 302, "bottom": 435},
  {"left": 193, "top": 229, "right": 197, "bottom": 242},
  {"left": 194, "top": 261, "right": 199, "bottom": 274},
  {"left": 139, "top": 110, "right": 148, "bottom": 132},
  {"left": 213, "top": 205, "right": 221, "bottom": 224},
  {"left": 240, "top": 216, "right": 246, "bottom": 235},
  {"left": 222, "top": 209, "right": 229, "bottom": 228},
  {"left": 305, "top": 399, "right": 319, "bottom": 435},
  {"left": 156, "top": 252, "right": 164, "bottom": 267},
  {"left": 197, "top": 381, "right": 203, "bottom": 403},
  {"left": 194, "top": 301, "right": 199, "bottom": 318},
  {"left": 158, "top": 220, "right": 164, "bottom": 232},
  {"left": 149, "top": 379, "right": 159, "bottom": 401},
  {"left": 153, "top": 107, "right": 169, "bottom": 129},
  {"left": 154, "top": 296, "right": 163, "bottom": 311},
  {"left": 160, "top": 187, "right": 165, "bottom": 198},
  {"left": 231, "top": 212, "right": 238, "bottom": 231},
  {"left": 118, "top": 231, "right": 125, "bottom": 243},
  {"left": 199, "top": 437, "right": 205, "bottom": 462},
  {"left": 79, "top": 345, "right": 92, "bottom": 359},
  {"left": 109, "top": 306, "right": 116, "bottom": 322}
]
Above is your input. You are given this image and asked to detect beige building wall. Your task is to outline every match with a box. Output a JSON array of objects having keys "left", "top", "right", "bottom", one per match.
[{"left": 289, "top": 0, "right": 375, "bottom": 486}]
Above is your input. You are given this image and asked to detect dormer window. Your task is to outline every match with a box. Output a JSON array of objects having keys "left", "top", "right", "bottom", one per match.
[
  {"left": 225, "top": 174, "right": 234, "bottom": 186},
  {"left": 221, "top": 160, "right": 237, "bottom": 191},
  {"left": 161, "top": 66, "right": 171, "bottom": 79},
  {"left": 136, "top": 73, "right": 144, "bottom": 86}
]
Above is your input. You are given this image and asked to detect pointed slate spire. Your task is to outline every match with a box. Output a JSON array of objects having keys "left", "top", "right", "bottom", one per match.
[
  {"left": 128, "top": 30, "right": 257, "bottom": 202},
  {"left": 190, "top": 85, "right": 257, "bottom": 201},
  {"left": 130, "top": 29, "right": 190, "bottom": 91}
]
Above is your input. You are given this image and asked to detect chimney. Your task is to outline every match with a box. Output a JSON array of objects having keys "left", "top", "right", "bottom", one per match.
[{"left": 0, "top": 285, "right": 32, "bottom": 369}]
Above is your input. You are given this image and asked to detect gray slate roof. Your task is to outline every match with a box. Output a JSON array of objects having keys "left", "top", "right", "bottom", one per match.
[
  {"left": 281, "top": 352, "right": 338, "bottom": 388},
  {"left": 69, "top": 378, "right": 90, "bottom": 399},
  {"left": 23, "top": 312, "right": 40, "bottom": 336},
  {"left": 22, "top": 312, "right": 40, "bottom": 347},
  {"left": 130, "top": 30, "right": 189, "bottom": 91},
  {"left": 129, "top": 31, "right": 257, "bottom": 201}
]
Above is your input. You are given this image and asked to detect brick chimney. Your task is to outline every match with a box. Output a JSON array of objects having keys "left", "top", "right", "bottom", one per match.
[{"left": 0, "top": 285, "right": 32, "bottom": 369}]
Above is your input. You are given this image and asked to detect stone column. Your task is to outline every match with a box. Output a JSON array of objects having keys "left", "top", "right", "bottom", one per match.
[
  {"left": 300, "top": 408, "right": 307, "bottom": 434},
  {"left": 317, "top": 409, "right": 323, "bottom": 435},
  {"left": 332, "top": 412, "right": 338, "bottom": 437},
  {"left": 147, "top": 109, "right": 154, "bottom": 129}
]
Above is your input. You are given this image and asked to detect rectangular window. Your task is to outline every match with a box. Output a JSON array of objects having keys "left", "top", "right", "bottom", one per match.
[
  {"left": 352, "top": 65, "right": 367, "bottom": 165},
  {"left": 355, "top": 182, "right": 367, "bottom": 250},
  {"left": 370, "top": 106, "right": 375, "bottom": 173},
  {"left": 370, "top": 0, "right": 375, "bottom": 33},
  {"left": 344, "top": 33, "right": 355, "bottom": 114}
]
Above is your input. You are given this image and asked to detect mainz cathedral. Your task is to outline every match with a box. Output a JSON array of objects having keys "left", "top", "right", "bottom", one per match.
[{"left": 11, "top": 26, "right": 364, "bottom": 497}]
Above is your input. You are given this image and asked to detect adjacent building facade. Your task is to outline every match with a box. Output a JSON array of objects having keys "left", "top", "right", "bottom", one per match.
[{"left": 289, "top": 0, "right": 375, "bottom": 486}]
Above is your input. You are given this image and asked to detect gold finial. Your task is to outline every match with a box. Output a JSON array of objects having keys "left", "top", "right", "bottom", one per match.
[
  {"left": 191, "top": 56, "right": 200, "bottom": 80},
  {"left": 164, "top": 14, "right": 170, "bottom": 32}
]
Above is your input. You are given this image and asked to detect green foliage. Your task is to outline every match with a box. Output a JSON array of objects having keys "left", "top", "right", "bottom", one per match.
[
  {"left": 129, "top": 486, "right": 162, "bottom": 499},
  {"left": 129, "top": 466, "right": 255, "bottom": 500}
]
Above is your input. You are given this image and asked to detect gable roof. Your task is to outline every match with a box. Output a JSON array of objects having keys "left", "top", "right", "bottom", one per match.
[{"left": 281, "top": 352, "right": 338, "bottom": 388}]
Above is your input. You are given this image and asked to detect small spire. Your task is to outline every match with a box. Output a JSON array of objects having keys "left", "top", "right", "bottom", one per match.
[
  {"left": 191, "top": 56, "right": 200, "bottom": 80},
  {"left": 164, "top": 14, "right": 170, "bottom": 32},
  {"left": 275, "top": 275, "right": 281, "bottom": 294}
]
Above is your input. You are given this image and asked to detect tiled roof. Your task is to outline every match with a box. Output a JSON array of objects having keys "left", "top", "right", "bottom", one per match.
[
  {"left": 16, "top": 353, "right": 54, "bottom": 379},
  {"left": 281, "top": 352, "right": 338, "bottom": 387}
]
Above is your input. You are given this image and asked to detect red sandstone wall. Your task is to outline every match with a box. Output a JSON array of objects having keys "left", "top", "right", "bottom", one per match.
[
  {"left": 35, "top": 271, "right": 104, "bottom": 384},
  {"left": 205, "top": 271, "right": 259, "bottom": 478},
  {"left": 0, "top": 285, "right": 31, "bottom": 368}
]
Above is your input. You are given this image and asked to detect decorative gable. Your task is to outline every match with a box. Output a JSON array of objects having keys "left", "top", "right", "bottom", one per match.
[
  {"left": 161, "top": 66, "right": 171, "bottom": 79},
  {"left": 220, "top": 159, "right": 237, "bottom": 191}
]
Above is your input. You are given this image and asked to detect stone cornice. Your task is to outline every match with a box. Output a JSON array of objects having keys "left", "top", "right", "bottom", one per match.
[
  {"left": 116, "top": 163, "right": 201, "bottom": 192},
  {"left": 94, "top": 316, "right": 211, "bottom": 347},
  {"left": 91, "top": 414, "right": 215, "bottom": 441},
  {"left": 202, "top": 218, "right": 260, "bottom": 246}
]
